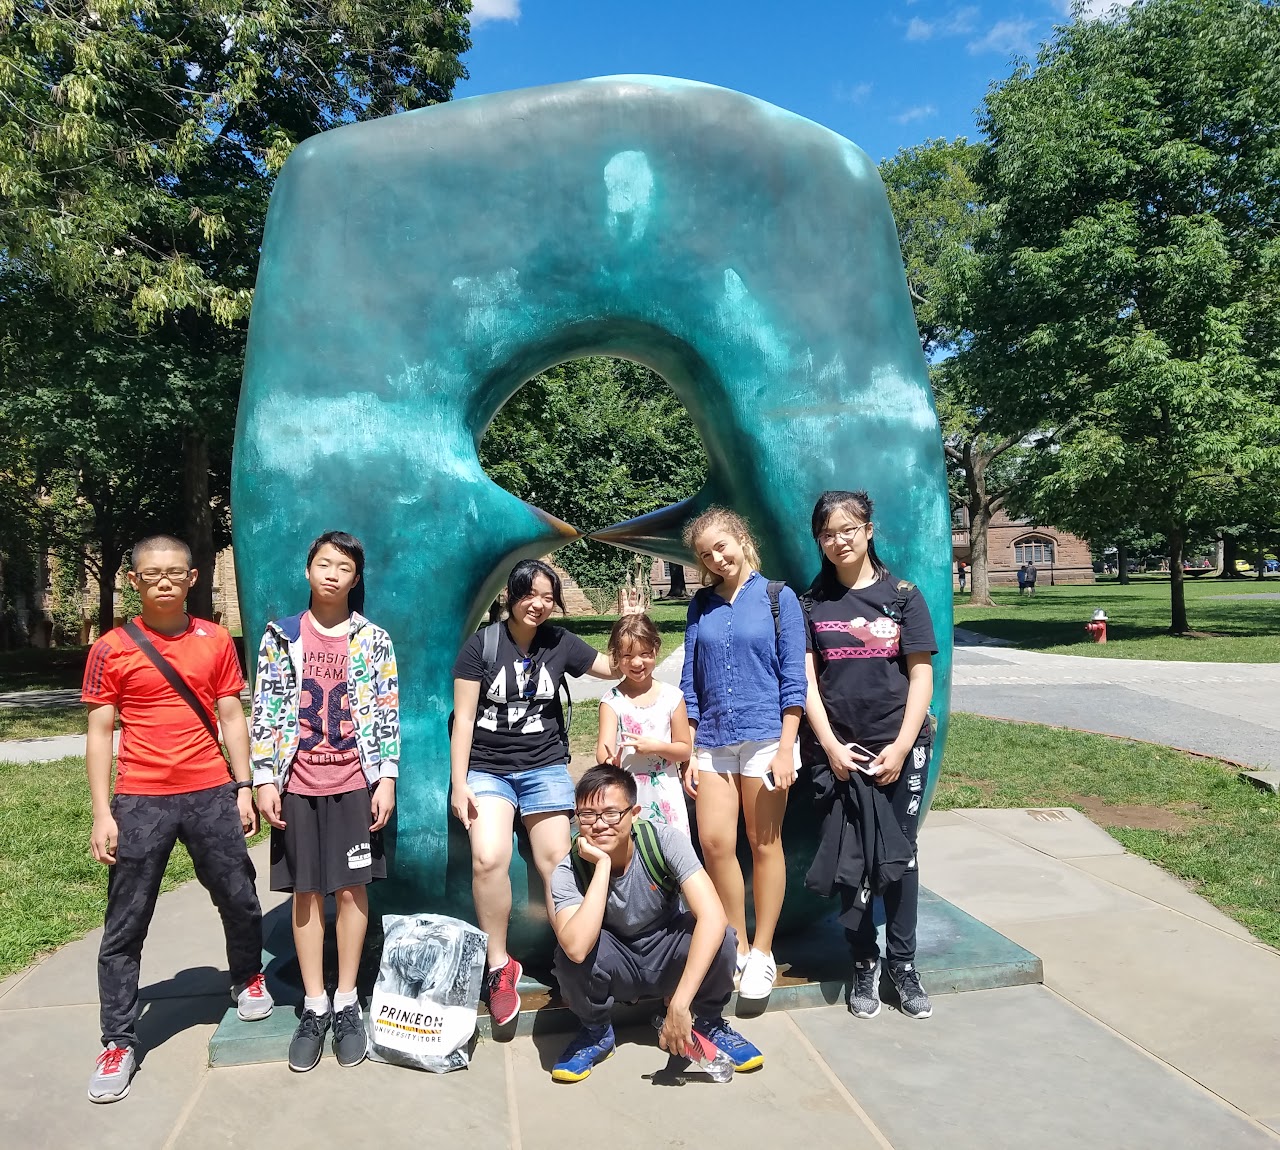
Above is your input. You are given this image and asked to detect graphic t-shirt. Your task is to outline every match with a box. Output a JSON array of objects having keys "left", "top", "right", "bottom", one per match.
[
  {"left": 805, "top": 577, "right": 938, "bottom": 752},
  {"left": 289, "top": 613, "right": 363, "bottom": 796},
  {"left": 550, "top": 822, "right": 703, "bottom": 939},
  {"left": 81, "top": 616, "right": 245, "bottom": 795},
  {"left": 452, "top": 623, "right": 598, "bottom": 773}
]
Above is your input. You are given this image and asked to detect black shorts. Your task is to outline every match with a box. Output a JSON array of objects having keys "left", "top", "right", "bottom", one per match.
[{"left": 270, "top": 787, "right": 386, "bottom": 894}]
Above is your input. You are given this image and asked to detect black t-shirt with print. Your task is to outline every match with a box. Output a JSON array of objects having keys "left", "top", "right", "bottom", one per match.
[
  {"left": 452, "top": 623, "right": 598, "bottom": 774},
  {"left": 805, "top": 576, "right": 938, "bottom": 752}
]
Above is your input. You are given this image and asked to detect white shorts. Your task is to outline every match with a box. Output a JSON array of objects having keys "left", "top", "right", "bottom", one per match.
[{"left": 695, "top": 739, "right": 801, "bottom": 779}]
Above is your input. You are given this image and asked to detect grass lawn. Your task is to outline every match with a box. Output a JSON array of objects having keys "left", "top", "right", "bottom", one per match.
[
  {"left": 0, "top": 756, "right": 269, "bottom": 978},
  {"left": 955, "top": 577, "right": 1280, "bottom": 662},
  {"left": 0, "top": 706, "right": 87, "bottom": 741},
  {"left": 0, "top": 646, "right": 89, "bottom": 692},
  {"left": 558, "top": 599, "right": 690, "bottom": 654},
  {"left": 937, "top": 715, "right": 1280, "bottom": 947}
]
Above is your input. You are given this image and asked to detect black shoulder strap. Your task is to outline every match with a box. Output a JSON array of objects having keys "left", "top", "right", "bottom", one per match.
[
  {"left": 766, "top": 580, "right": 785, "bottom": 641},
  {"left": 481, "top": 621, "right": 502, "bottom": 677},
  {"left": 123, "top": 621, "right": 226, "bottom": 763},
  {"left": 894, "top": 579, "right": 916, "bottom": 613}
]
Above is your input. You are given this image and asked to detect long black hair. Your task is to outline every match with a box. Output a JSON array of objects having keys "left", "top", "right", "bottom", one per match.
[
  {"left": 506, "top": 559, "right": 566, "bottom": 615},
  {"left": 809, "top": 489, "right": 892, "bottom": 597},
  {"left": 306, "top": 530, "right": 366, "bottom": 616}
]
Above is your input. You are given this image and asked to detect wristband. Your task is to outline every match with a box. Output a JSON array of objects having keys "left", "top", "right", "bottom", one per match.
[{"left": 232, "top": 780, "right": 254, "bottom": 791}]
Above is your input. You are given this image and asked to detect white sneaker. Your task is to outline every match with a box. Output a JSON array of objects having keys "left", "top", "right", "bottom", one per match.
[
  {"left": 737, "top": 949, "right": 777, "bottom": 1000},
  {"left": 733, "top": 951, "right": 749, "bottom": 988},
  {"left": 232, "top": 972, "right": 274, "bottom": 1021},
  {"left": 88, "top": 1043, "right": 135, "bottom": 1103}
]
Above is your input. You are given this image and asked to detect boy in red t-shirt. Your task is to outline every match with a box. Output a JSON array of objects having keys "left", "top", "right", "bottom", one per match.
[{"left": 83, "top": 535, "right": 272, "bottom": 1104}]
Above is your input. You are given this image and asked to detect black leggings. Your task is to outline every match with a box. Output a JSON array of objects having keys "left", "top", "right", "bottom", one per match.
[{"left": 840, "top": 741, "right": 929, "bottom": 966}]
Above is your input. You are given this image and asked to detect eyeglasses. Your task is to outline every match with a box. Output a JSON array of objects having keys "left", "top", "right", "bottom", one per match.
[
  {"left": 576, "top": 808, "right": 630, "bottom": 827},
  {"left": 817, "top": 524, "right": 868, "bottom": 546},
  {"left": 134, "top": 568, "right": 191, "bottom": 584}
]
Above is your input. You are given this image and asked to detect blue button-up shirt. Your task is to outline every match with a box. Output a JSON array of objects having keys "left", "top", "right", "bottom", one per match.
[{"left": 680, "top": 571, "right": 808, "bottom": 749}]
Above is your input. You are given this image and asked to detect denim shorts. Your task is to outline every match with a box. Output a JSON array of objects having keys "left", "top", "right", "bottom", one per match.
[{"left": 467, "top": 764, "right": 574, "bottom": 815}]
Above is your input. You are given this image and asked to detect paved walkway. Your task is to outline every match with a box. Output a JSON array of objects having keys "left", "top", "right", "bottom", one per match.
[
  {"left": 951, "top": 645, "right": 1280, "bottom": 769},
  {"left": 2, "top": 811, "right": 1277, "bottom": 1148}
]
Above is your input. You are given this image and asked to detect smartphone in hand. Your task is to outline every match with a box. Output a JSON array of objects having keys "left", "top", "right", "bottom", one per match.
[
  {"left": 762, "top": 770, "right": 777, "bottom": 791},
  {"left": 847, "top": 743, "right": 881, "bottom": 774}
]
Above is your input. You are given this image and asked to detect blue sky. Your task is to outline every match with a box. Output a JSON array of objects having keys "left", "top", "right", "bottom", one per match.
[{"left": 458, "top": 1, "right": 1132, "bottom": 164}]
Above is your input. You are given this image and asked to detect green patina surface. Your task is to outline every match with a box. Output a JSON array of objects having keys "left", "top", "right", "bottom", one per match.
[{"left": 233, "top": 77, "right": 952, "bottom": 956}]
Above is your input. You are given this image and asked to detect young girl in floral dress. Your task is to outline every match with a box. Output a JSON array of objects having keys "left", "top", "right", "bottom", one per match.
[{"left": 595, "top": 614, "right": 693, "bottom": 836}]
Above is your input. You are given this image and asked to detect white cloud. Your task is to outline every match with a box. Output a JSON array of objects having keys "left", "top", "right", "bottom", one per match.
[
  {"left": 470, "top": 0, "right": 520, "bottom": 26},
  {"left": 834, "top": 80, "right": 873, "bottom": 104},
  {"left": 894, "top": 104, "right": 937, "bottom": 125},
  {"left": 1073, "top": 0, "right": 1138, "bottom": 19},
  {"left": 904, "top": 6, "right": 977, "bottom": 41},
  {"left": 967, "top": 17, "right": 1036, "bottom": 55}
]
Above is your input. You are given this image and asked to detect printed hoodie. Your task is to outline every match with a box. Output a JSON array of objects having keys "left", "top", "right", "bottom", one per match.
[{"left": 251, "top": 610, "right": 400, "bottom": 791}]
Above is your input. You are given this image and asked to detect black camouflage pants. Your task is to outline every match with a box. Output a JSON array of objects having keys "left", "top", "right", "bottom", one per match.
[{"left": 99, "top": 783, "right": 263, "bottom": 1048}]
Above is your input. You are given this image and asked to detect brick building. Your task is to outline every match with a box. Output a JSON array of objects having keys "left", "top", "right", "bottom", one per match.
[{"left": 952, "top": 509, "right": 1094, "bottom": 586}]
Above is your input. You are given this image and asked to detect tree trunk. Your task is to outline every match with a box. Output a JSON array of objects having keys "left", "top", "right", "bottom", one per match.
[
  {"left": 1168, "top": 527, "right": 1189, "bottom": 634},
  {"left": 1218, "top": 532, "right": 1241, "bottom": 579},
  {"left": 184, "top": 432, "right": 215, "bottom": 619},
  {"left": 1116, "top": 540, "right": 1130, "bottom": 585},
  {"left": 1257, "top": 546, "right": 1266, "bottom": 581},
  {"left": 98, "top": 532, "right": 121, "bottom": 638},
  {"left": 668, "top": 562, "right": 687, "bottom": 597},
  {"left": 964, "top": 445, "right": 996, "bottom": 607}
]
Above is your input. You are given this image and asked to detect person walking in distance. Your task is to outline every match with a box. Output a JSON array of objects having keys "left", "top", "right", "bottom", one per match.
[
  {"left": 1025, "top": 561, "right": 1038, "bottom": 597},
  {"left": 252, "top": 531, "right": 400, "bottom": 1072},
  {"left": 83, "top": 535, "right": 272, "bottom": 1104}
]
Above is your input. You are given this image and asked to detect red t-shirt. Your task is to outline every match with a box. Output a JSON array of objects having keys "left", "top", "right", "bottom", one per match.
[
  {"left": 289, "top": 613, "right": 363, "bottom": 797},
  {"left": 81, "top": 616, "right": 245, "bottom": 796}
]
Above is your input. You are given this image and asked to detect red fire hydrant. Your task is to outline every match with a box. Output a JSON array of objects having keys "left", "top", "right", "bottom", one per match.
[{"left": 1085, "top": 608, "right": 1108, "bottom": 644}]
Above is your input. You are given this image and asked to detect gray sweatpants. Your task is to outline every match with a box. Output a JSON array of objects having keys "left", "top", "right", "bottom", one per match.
[
  {"left": 553, "top": 913, "right": 737, "bottom": 1027},
  {"left": 98, "top": 783, "right": 263, "bottom": 1048}
]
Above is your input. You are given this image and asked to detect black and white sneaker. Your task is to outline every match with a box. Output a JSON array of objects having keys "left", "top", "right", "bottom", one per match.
[
  {"left": 288, "top": 1009, "right": 331, "bottom": 1072},
  {"left": 847, "top": 958, "right": 881, "bottom": 1019},
  {"left": 888, "top": 962, "right": 932, "bottom": 1019},
  {"left": 332, "top": 1003, "right": 368, "bottom": 1068}
]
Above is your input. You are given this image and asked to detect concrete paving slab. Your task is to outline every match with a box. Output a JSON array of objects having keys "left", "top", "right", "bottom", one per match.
[
  {"left": 918, "top": 821, "right": 1149, "bottom": 926},
  {"left": 792, "top": 986, "right": 1278, "bottom": 1150},
  {"left": 918, "top": 809, "right": 969, "bottom": 828},
  {"left": 1260, "top": 1114, "right": 1280, "bottom": 1138},
  {"left": 0, "top": 998, "right": 217, "bottom": 1150},
  {"left": 175, "top": 1042, "right": 511, "bottom": 1150},
  {"left": 1070, "top": 853, "right": 1261, "bottom": 943},
  {"left": 1002, "top": 907, "right": 1280, "bottom": 1118},
  {"left": 508, "top": 1012, "right": 885, "bottom": 1149},
  {"left": 959, "top": 806, "right": 1127, "bottom": 859}
]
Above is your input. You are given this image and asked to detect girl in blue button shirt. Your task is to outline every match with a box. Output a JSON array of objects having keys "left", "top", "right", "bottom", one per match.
[{"left": 680, "top": 507, "right": 807, "bottom": 1000}]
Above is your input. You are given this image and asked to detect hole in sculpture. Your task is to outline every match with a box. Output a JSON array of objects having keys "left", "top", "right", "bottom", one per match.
[{"left": 478, "top": 356, "right": 707, "bottom": 614}]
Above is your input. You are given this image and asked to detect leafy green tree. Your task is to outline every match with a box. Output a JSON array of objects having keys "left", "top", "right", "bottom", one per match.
[
  {"left": 1, "top": 0, "right": 470, "bottom": 628},
  {"left": 480, "top": 358, "right": 707, "bottom": 598},
  {"left": 972, "top": 0, "right": 1280, "bottom": 633}
]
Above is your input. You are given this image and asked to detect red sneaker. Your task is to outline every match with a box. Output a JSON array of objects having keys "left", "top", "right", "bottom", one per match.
[{"left": 485, "top": 956, "right": 524, "bottom": 1026}]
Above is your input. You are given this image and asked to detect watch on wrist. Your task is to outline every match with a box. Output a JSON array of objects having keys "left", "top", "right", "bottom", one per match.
[{"left": 233, "top": 780, "right": 253, "bottom": 791}]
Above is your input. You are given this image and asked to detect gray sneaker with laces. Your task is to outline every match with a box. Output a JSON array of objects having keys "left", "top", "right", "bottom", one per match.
[
  {"left": 888, "top": 962, "right": 932, "bottom": 1019},
  {"left": 847, "top": 958, "right": 881, "bottom": 1018},
  {"left": 288, "top": 1008, "right": 331, "bottom": 1072},
  {"left": 88, "top": 1042, "right": 136, "bottom": 1103},
  {"left": 332, "top": 1003, "right": 368, "bottom": 1067}
]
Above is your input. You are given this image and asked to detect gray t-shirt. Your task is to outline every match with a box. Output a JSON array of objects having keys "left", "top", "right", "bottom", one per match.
[{"left": 550, "top": 823, "right": 703, "bottom": 940}]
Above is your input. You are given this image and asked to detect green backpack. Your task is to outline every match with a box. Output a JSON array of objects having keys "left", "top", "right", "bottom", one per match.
[{"left": 570, "top": 817, "right": 676, "bottom": 898}]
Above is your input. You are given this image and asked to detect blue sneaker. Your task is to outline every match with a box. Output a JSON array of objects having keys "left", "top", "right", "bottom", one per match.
[
  {"left": 694, "top": 1017, "right": 764, "bottom": 1072},
  {"left": 551, "top": 1024, "right": 616, "bottom": 1082}
]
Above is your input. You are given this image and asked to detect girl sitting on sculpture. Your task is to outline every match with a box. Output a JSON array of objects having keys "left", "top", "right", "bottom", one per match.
[{"left": 449, "top": 559, "right": 616, "bottom": 1026}]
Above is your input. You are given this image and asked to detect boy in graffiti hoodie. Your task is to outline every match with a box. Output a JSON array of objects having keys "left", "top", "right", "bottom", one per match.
[{"left": 251, "top": 531, "right": 400, "bottom": 1072}]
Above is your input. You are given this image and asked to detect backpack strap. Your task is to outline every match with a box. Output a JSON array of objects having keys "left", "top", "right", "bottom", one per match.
[
  {"left": 766, "top": 580, "right": 785, "bottom": 643},
  {"left": 481, "top": 621, "right": 502, "bottom": 677},
  {"left": 632, "top": 817, "right": 677, "bottom": 897},
  {"left": 893, "top": 579, "right": 916, "bottom": 615},
  {"left": 569, "top": 832, "right": 595, "bottom": 891}
]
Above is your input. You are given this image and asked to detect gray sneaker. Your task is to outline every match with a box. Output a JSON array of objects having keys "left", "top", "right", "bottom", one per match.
[
  {"left": 88, "top": 1043, "right": 135, "bottom": 1103},
  {"left": 232, "top": 972, "right": 274, "bottom": 1021},
  {"left": 332, "top": 1003, "right": 367, "bottom": 1068},
  {"left": 888, "top": 962, "right": 932, "bottom": 1019},
  {"left": 288, "top": 1009, "right": 331, "bottom": 1072},
  {"left": 848, "top": 958, "right": 881, "bottom": 1019}
]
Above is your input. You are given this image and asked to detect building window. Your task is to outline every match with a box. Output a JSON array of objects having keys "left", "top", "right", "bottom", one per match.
[
  {"left": 663, "top": 561, "right": 674, "bottom": 579},
  {"left": 1014, "top": 536, "right": 1056, "bottom": 564}
]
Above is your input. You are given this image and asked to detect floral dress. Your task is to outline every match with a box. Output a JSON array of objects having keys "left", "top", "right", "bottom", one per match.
[{"left": 604, "top": 682, "right": 690, "bottom": 836}]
